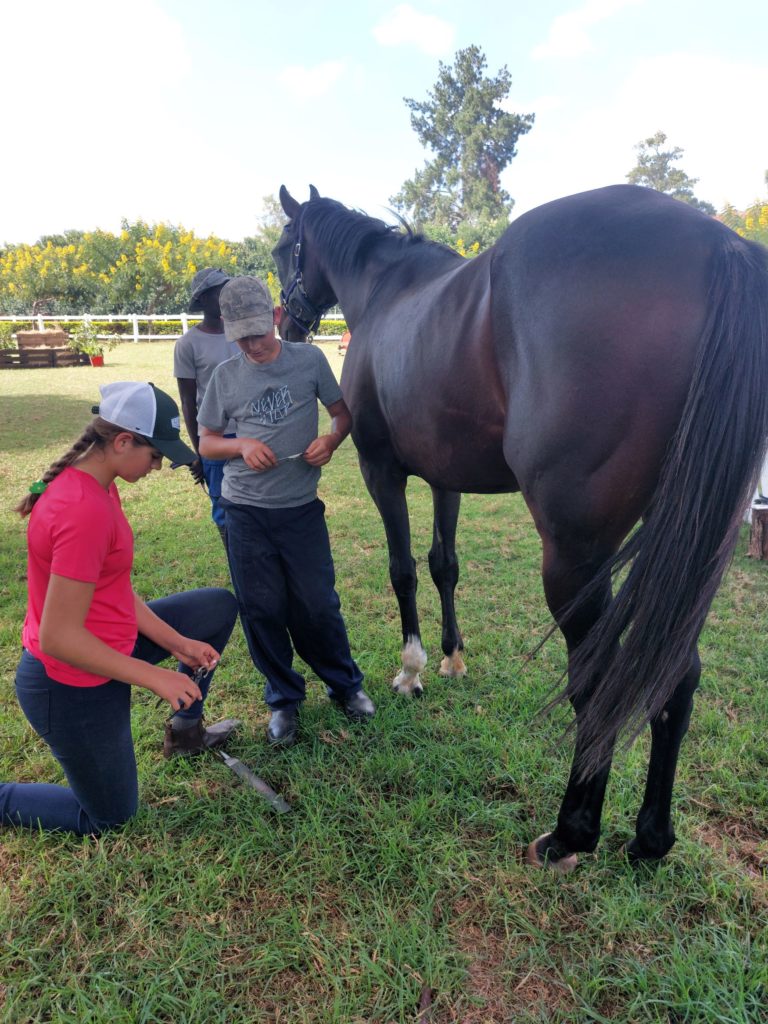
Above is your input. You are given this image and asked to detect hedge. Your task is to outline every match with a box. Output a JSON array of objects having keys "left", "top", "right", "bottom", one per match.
[
  {"left": 0, "top": 316, "right": 348, "bottom": 343},
  {"left": 314, "top": 319, "right": 347, "bottom": 336}
]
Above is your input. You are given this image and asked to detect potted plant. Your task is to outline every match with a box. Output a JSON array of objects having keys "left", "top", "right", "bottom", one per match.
[
  {"left": 68, "top": 318, "right": 118, "bottom": 366},
  {"left": 0, "top": 322, "right": 16, "bottom": 350}
]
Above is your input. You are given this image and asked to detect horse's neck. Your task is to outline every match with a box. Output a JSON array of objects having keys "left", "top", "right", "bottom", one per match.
[
  {"left": 327, "top": 237, "right": 459, "bottom": 328},
  {"left": 322, "top": 246, "right": 392, "bottom": 328}
]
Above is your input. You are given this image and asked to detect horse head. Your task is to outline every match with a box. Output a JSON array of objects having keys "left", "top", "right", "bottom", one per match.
[{"left": 272, "top": 185, "right": 338, "bottom": 342}]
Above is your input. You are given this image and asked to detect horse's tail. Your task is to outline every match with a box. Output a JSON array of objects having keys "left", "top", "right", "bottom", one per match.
[{"left": 571, "top": 231, "right": 768, "bottom": 778}]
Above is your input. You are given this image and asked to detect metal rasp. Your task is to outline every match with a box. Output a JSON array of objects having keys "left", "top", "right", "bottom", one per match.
[{"left": 213, "top": 748, "right": 291, "bottom": 814}]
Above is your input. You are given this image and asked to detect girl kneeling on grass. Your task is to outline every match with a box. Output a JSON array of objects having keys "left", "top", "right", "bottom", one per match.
[{"left": 0, "top": 381, "right": 239, "bottom": 837}]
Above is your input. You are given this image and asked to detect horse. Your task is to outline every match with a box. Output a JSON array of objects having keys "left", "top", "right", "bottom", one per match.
[{"left": 272, "top": 183, "right": 768, "bottom": 871}]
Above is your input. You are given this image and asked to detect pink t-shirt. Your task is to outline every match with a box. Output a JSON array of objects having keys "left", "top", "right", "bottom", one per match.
[{"left": 22, "top": 467, "right": 137, "bottom": 687}]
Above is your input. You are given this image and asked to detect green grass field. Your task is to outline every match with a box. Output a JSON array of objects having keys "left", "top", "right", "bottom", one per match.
[{"left": 1, "top": 342, "right": 766, "bottom": 1023}]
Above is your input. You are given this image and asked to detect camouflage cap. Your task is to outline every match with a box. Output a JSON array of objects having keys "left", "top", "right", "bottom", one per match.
[
  {"left": 219, "top": 276, "right": 274, "bottom": 341},
  {"left": 188, "top": 267, "right": 231, "bottom": 312}
]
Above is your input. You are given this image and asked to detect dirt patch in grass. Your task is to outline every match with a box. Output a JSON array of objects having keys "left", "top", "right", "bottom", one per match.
[
  {"left": 695, "top": 816, "right": 768, "bottom": 878},
  {"left": 0, "top": 846, "right": 31, "bottom": 909},
  {"left": 443, "top": 897, "right": 575, "bottom": 1023},
  {"left": 479, "top": 776, "right": 522, "bottom": 801},
  {"left": 253, "top": 968, "right": 320, "bottom": 1021}
]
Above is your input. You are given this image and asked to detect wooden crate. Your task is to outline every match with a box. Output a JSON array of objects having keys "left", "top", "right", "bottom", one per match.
[
  {"left": 16, "top": 330, "right": 70, "bottom": 348},
  {"left": 0, "top": 348, "right": 89, "bottom": 369},
  {"left": 748, "top": 503, "right": 768, "bottom": 560}
]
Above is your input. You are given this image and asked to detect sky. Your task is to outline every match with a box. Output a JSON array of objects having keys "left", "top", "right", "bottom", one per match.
[{"left": 1, "top": 0, "right": 766, "bottom": 246}]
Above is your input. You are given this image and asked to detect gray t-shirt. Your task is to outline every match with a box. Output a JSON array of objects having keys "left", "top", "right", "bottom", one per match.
[
  {"left": 174, "top": 325, "right": 238, "bottom": 434},
  {"left": 198, "top": 342, "right": 343, "bottom": 508}
]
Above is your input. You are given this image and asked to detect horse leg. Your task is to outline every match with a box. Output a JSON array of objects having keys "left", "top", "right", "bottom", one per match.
[
  {"left": 526, "top": 539, "right": 618, "bottom": 873},
  {"left": 428, "top": 488, "right": 466, "bottom": 678},
  {"left": 359, "top": 457, "right": 427, "bottom": 696},
  {"left": 626, "top": 649, "right": 701, "bottom": 862}
]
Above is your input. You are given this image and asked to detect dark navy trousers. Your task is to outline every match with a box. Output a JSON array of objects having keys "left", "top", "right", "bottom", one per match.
[
  {"left": 222, "top": 498, "right": 363, "bottom": 709},
  {"left": 0, "top": 587, "right": 237, "bottom": 836}
]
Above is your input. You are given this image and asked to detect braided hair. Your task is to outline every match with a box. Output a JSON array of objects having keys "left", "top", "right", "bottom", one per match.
[{"left": 15, "top": 417, "right": 127, "bottom": 517}]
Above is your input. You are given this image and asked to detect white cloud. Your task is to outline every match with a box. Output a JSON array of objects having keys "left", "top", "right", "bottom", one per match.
[
  {"left": 533, "top": 0, "right": 644, "bottom": 60},
  {"left": 609, "top": 53, "right": 768, "bottom": 210},
  {"left": 372, "top": 4, "right": 455, "bottom": 57},
  {"left": 2, "top": 0, "right": 190, "bottom": 107},
  {"left": 277, "top": 61, "right": 346, "bottom": 100},
  {"left": 0, "top": 0, "right": 192, "bottom": 244},
  {"left": 507, "top": 52, "right": 768, "bottom": 218}
]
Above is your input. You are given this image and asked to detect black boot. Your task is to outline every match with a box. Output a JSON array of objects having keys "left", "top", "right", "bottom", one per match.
[{"left": 266, "top": 707, "right": 298, "bottom": 747}]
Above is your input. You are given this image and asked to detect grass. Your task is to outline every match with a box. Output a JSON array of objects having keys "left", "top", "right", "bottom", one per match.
[{"left": 1, "top": 341, "right": 766, "bottom": 1023}]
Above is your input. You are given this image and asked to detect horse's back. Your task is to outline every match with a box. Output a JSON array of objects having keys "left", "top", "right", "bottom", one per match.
[{"left": 345, "top": 184, "right": 760, "bottom": 523}]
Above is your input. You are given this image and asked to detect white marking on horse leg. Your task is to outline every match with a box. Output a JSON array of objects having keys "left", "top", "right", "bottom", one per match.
[
  {"left": 392, "top": 636, "right": 428, "bottom": 697},
  {"left": 439, "top": 648, "right": 467, "bottom": 677},
  {"left": 525, "top": 833, "right": 579, "bottom": 874}
]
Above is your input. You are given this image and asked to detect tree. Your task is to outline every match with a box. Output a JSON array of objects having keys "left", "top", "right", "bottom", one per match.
[
  {"left": 0, "top": 197, "right": 290, "bottom": 315},
  {"left": 626, "top": 131, "right": 715, "bottom": 215},
  {"left": 232, "top": 195, "right": 282, "bottom": 280},
  {"left": 0, "top": 238, "right": 101, "bottom": 314},
  {"left": 230, "top": 195, "right": 284, "bottom": 303},
  {"left": 391, "top": 45, "right": 534, "bottom": 236},
  {"left": 0, "top": 222, "right": 239, "bottom": 315},
  {"left": 720, "top": 172, "right": 768, "bottom": 246}
]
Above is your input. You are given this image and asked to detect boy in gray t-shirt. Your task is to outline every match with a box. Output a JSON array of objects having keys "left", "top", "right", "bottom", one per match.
[
  {"left": 174, "top": 267, "right": 238, "bottom": 541},
  {"left": 198, "top": 276, "right": 375, "bottom": 747}
]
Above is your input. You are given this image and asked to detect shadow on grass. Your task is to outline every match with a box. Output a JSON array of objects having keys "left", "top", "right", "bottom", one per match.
[{"left": 0, "top": 394, "right": 97, "bottom": 454}]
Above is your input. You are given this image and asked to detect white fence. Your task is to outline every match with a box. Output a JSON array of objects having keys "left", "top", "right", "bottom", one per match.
[
  {"left": 0, "top": 311, "right": 345, "bottom": 342},
  {"left": 0, "top": 314, "right": 201, "bottom": 342}
]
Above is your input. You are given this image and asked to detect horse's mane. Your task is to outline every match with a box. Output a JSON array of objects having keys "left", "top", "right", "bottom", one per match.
[{"left": 304, "top": 198, "right": 461, "bottom": 277}]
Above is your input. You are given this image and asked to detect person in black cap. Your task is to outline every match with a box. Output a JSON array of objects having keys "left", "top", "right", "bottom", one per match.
[
  {"left": 0, "top": 382, "right": 239, "bottom": 837},
  {"left": 174, "top": 267, "right": 237, "bottom": 545}
]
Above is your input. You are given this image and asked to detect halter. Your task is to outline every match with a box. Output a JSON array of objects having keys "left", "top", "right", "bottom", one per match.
[{"left": 280, "top": 207, "right": 332, "bottom": 338}]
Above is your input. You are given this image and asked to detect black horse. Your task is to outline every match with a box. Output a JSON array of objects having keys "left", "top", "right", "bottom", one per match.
[{"left": 273, "top": 184, "right": 768, "bottom": 870}]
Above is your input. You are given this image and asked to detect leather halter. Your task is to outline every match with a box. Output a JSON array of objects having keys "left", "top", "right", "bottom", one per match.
[{"left": 280, "top": 207, "right": 332, "bottom": 337}]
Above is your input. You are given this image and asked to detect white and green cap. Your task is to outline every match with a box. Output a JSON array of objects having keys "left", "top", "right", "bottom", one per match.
[{"left": 92, "top": 381, "right": 196, "bottom": 465}]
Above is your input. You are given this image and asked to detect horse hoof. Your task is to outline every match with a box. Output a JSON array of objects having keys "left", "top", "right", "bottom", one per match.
[
  {"left": 392, "top": 670, "right": 424, "bottom": 697},
  {"left": 525, "top": 833, "right": 579, "bottom": 874},
  {"left": 391, "top": 680, "right": 423, "bottom": 698},
  {"left": 439, "top": 651, "right": 467, "bottom": 677},
  {"left": 621, "top": 839, "right": 666, "bottom": 866}
]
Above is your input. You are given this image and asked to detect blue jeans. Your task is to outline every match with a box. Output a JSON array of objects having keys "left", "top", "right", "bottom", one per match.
[
  {"left": 0, "top": 587, "right": 237, "bottom": 836},
  {"left": 202, "top": 457, "right": 227, "bottom": 527},
  {"left": 203, "top": 433, "right": 235, "bottom": 527},
  {"left": 223, "top": 498, "right": 363, "bottom": 709}
]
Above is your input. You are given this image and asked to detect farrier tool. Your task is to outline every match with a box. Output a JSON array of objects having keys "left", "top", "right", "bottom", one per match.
[
  {"left": 166, "top": 665, "right": 291, "bottom": 814},
  {"left": 212, "top": 747, "right": 291, "bottom": 814}
]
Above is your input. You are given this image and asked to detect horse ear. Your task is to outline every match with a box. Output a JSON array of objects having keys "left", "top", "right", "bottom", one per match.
[
  {"left": 279, "top": 185, "right": 301, "bottom": 219},
  {"left": 309, "top": 184, "right": 321, "bottom": 201}
]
